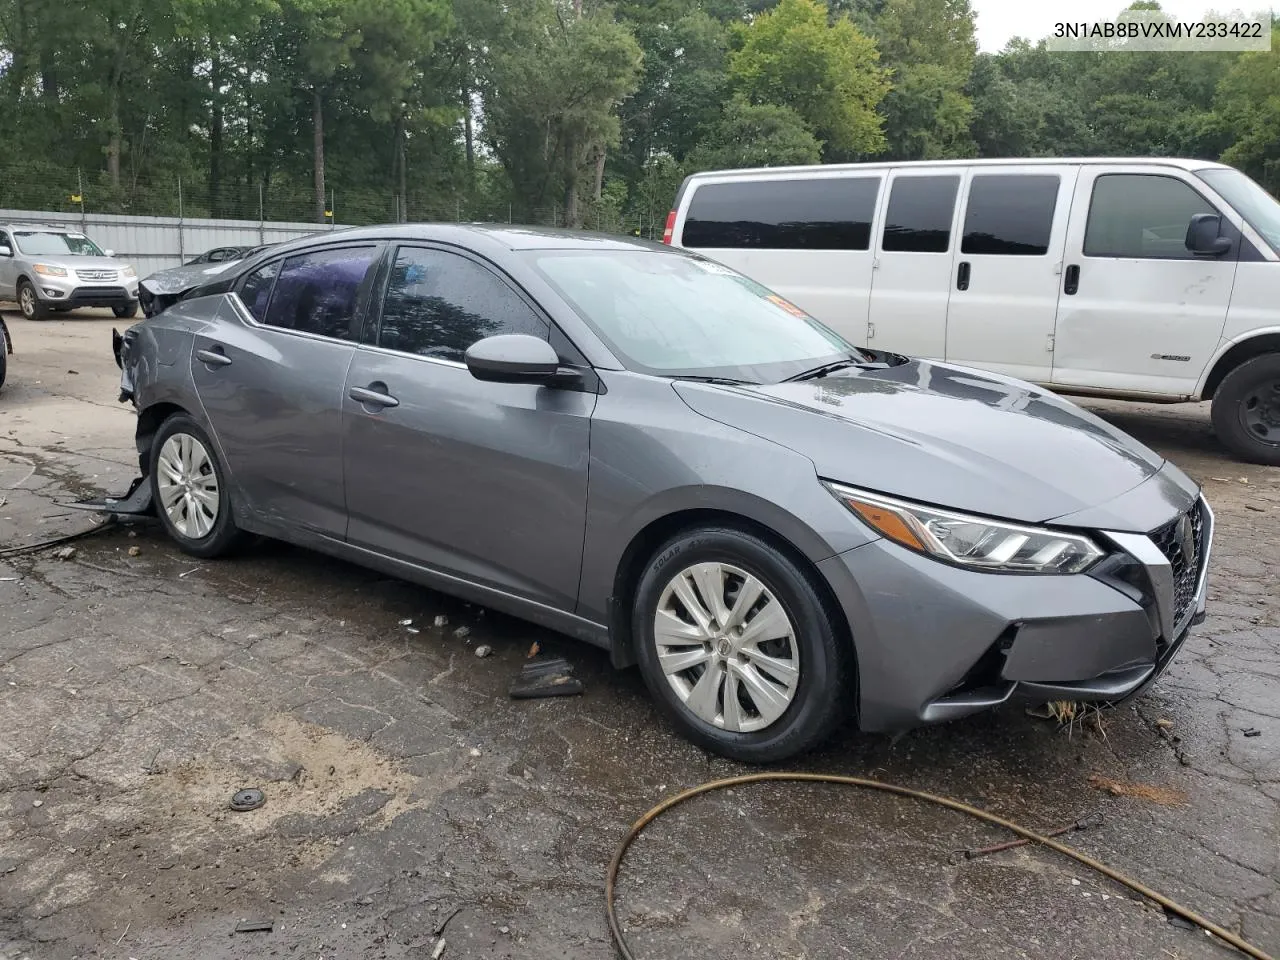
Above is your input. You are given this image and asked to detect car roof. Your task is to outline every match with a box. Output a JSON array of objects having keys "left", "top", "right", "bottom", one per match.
[
  {"left": 682, "top": 156, "right": 1232, "bottom": 183},
  {"left": 3, "top": 223, "right": 79, "bottom": 232},
  {"left": 267, "top": 223, "right": 661, "bottom": 256}
]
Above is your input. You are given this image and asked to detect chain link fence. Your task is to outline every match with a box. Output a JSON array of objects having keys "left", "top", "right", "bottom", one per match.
[{"left": 0, "top": 163, "right": 664, "bottom": 241}]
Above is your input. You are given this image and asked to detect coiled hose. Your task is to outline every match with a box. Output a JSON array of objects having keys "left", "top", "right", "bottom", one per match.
[{"left": 606, "top": 772, "right": 1274, "bottom": 960}]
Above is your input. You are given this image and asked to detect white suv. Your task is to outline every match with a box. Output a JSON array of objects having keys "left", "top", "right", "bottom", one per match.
[
  {"left": 0, "top": 224, "right": 140, "bottom": 320},
  {"left": 664, "top": 158, "right": 1280, "bottom": 465}
]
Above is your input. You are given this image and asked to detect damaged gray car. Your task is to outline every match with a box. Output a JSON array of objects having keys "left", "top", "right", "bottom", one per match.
[
  {"left": 111, "top": 225, "right": 1213, "bottom": 761},
  {"left": 138, "top": 244, "right": 273, "bottom": 318}
]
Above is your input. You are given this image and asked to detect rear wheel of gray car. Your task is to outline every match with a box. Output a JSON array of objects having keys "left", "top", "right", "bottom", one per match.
[
  {"left": 150, "top": 415, "right": 248, "bottom": 558},
  {"left": 17, "top": 280, "right": 49, "bottom": 321},
  {"left": 1212, "top": 353, "right": 1280, "bottom": 466},
  {"left": 113, "top": 301, "right": 139, "bottom": 319},
  {"left": 632, "top": 526, "right": 854, "bottom": 763}
]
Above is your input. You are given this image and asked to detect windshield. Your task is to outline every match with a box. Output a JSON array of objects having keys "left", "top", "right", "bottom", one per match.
[
  {"left": 13, "top": 230, "right": 105, "bottom": 257},
  {"left": 1197, "top": 168, "right": 1280, "bottom": 254},
  {"left": 527, "top": 250, "right": 864, "bottom": 382}
]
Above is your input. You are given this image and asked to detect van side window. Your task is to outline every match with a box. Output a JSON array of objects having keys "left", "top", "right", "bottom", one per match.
[
  {"left": 1084, "top": 174, "right": 1217, "bottom": 260},
  {"left": 961, "top": 175, "right": 1060, "bottom": 256},
  {"left": 881, "top": 176, "right": 960, "bottom": 253},
  {"left": 682, "top": 178, "right": 880, "bottom": 250}
]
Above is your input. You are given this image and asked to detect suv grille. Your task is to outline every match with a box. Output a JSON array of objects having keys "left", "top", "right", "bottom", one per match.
[
  {"left": 76, "top": 269, "right": 117, "bottom": 282},
  {"left": 1150, "top": 502, "right": 1205, "bottom": 630}
]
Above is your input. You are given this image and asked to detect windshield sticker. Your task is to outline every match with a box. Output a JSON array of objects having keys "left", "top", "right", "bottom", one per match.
[
  {"left": 692, "top": 259, "right": 737, "bottom": 276},
  {"left": 765, "top": 294, "right": 810, "bottom": 319}
]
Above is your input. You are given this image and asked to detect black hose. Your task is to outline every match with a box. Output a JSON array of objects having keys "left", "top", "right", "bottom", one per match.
[
  {"left": 606, "top": 772, "right": 1274, "bottom": 960},
  {"left": 0, "top": 516, "right": 116, "bottom": 559}
]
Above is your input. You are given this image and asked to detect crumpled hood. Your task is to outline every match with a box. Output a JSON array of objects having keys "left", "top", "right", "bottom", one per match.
[
  {"left": 675, "top": 360, "right": 1168, "bottom": 525},
  {"left": 141, "top": 260, "right": 237, "bottom": 294}
]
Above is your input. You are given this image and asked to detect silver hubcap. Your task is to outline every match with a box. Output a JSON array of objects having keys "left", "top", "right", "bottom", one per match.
[
  {"left": 653, "top": 562, "right": 800, "bottom": 733},
  {"left": 156, "top": 433, "right": 220, "bottom": 539},
  {"left": 20, "top": 287, "right": 33, "bottom": 315}
]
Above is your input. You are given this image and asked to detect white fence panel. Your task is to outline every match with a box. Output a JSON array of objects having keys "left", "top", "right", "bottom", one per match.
[{"left": 0, "top": 208, "right": 343, "bottom": 279}]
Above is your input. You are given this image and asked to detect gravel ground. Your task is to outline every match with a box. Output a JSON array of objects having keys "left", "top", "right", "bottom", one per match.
[{"left": 1, "top": 309, "right": 1277, "bottom": 960}]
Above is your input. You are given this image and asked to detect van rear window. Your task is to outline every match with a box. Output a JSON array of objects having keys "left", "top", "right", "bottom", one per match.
[{"left": 681, "top": 177, "right": 880, "bottom": 251}]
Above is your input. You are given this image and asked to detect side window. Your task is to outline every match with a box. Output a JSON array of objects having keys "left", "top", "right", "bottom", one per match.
[
  {"left": 261, "top": 246, "right": 378, "bottom": 340},
  {"left": 881, "top": 175, "right": 960, "bottom": 253},
  {"left": 961, "top": 175, "right": 1060, "bottom": 256},
  {"left": 378, "top": 247, "right": 548, "bottom": 362},
  {"left": 0, "top": 231, "right": 9, "bottom": 251},
  {"left": 681, "top": 177, "right": 880, "bottom": 250},
  {"left": 238, "top": 259, "right": 281, "bottom": 323},
  {"left": 1084, "top": 174, "right": 1217, "bottom": 260}
]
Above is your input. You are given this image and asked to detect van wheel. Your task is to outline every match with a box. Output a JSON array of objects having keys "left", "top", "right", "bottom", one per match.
[
  {"left": 1212, "top": 354, "right": 1280, "bottom": 466},
  {"left": 631, "top": 526, "right": 855, "bottom": 763}
]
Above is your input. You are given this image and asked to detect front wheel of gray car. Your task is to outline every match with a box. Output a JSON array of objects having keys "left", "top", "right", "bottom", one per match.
[
  {"left": 632, "top": 526, "right": 855, "bottom": 763},
  {"left": 17, "top": 280, "right": 49, "bottom": 320},
  {"left": 150, "top": 414, "right": 248, "bottom": 558}
]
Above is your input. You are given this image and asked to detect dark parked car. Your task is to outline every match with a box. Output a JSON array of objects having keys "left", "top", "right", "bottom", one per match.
[
  {"left": 139, "top": 244, "right": 274, "bottom": 317},
  {"left": 112, "top": 225, "right": 1213, "bottom": 761}
]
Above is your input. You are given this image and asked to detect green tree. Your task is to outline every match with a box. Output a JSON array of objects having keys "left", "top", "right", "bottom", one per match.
[
  {"left": 1217, "top": 39, "right": 1280, "bottom": 194},
  {"left": 685, "top": 97, "right": 822, "bottom": 170},
  {"left": 728, "top": 0, "right": 888, "bottom": 158}
]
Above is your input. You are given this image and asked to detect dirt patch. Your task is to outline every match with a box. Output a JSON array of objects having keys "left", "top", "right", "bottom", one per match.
[{"left": 1087, "top": 774, "right": 1188, "bottom": 807}]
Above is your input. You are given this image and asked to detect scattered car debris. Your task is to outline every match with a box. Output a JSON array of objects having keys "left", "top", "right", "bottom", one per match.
[
  {"left": 527, "top": 641, "right": 540, "bottom": 658},
  {"left": 431, "top": 937, "right": 446, "bottom": 959},
  {"left": 509, "top": 657, "right": 584, "bottom": 700},
  {"left": 469, "top": 747, "right": 481, "bottom": 757},
  {"left": 433, "top": 615, "right": 448, "bottom": 627},
  {"left": 951, "top": 813, "right": 1103, "bottom": 863},
  {"left": 407, "top": 627, "right": 421, "bottom": 634},
  {"left": 52, "top": 546, "right": 76, "bottom": 560},
  {"left": 433, "top": 905, "right": 462, "bottom": 935},
  {"left": 474, "top": 644, "right": 492, "bottom": 658},
  {"left": 1243, "top": 728, "right": 1262, "bottom": 738},
  {"left": 127, "top": 545, "right": 142, "bottom": 557},
  {"left": 229, "top": 788, "right": 266, "bottom": 812},
  {"left": 234, "top": 920, "right": 274, "bottom": 934},
  {"left": 31, "top": 800, "right": 43, "bottom": 808},
  {"left": 1087, "top": 774, "right": 1186, "bottom": 807},
  {"left": 454, "top": 626, "right": 471, "bottom": 639},
  {"left": 1245, "top": 503, "right": 1266, "bottom": 512},
  {"left": 399, "top": 618, "right": 414, "bottom": 626},
  {"left": 63, "top": 474, "right": 154, "bottom": 519}
]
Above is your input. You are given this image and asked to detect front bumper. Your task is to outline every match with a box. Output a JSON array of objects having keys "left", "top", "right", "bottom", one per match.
[
  {"left": 32, "top": 272, "right": 138, "bottom": 307},
  {"left": 818, "top": 496, "right": 1213, "bottom": 732}
]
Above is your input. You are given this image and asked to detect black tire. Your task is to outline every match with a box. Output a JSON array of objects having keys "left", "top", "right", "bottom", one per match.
[
  {"left": 113, "top": 301, "right": 139, "bottom": 319},
  {"left": 150, "top": 414, "right": 249, "bottom": 558},
  {"left": 1211, "top": 353, "right": 1280, "bottom": 466},
  {"left": 631, "top": 526, "right": 855, "bottom": 763},
  {"left": 17, "top": 280, "right": 49, "bottom": 320},
  {"left": 0, "top": 337, "right": 7, "bottom": 391}
]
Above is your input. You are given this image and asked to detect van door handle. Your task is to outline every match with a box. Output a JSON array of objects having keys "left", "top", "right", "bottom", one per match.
[
  {"left": 349, "top": 383, "right": 399, "bottom": 409},
  {"left": 1064, "top": 264, "right": 1080, "bottom": 296},
  {"left": 956, "top": 261, "right": 971, "bottom": 291},
  {"left": 196, "top": 347, "right": 232, "bottom": 368}
]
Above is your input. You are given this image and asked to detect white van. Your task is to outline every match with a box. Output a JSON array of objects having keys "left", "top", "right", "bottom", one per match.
[{"left": 663, "top": 158, "right": 1280, "bottom": 465}]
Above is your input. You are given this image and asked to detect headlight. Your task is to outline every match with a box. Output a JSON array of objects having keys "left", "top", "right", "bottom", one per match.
[
  {"left": 121, "top": 265, "right": 137, "bottom": 279},
  {"left": 825, "top": 482, "right": 1105, "bottom": 574},
  {"left": 33, "top": 263, "right": 67, "bottom": 277}
]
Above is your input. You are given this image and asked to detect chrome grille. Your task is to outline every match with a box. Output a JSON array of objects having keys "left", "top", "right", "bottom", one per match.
[
  {"left": 76, "top": 268, "right": 117, "bottom": 282},
  {"left": 1150, "top": 502, "right": 1205, "bottom": 629}
]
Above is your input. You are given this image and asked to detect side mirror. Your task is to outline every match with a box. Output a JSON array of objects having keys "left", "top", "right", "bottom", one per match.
[
  {"left": 1185, "top": 214, "right": 1231, "bottom": 256},
  {"left": 0, "top": 246, "right": 11, "bottom": 258},
  {"left": 103, "top": 249, "right": 115, "bottom": 257},
  {"left": 465, "top": 334, "right": 575, "bottom": 385}
]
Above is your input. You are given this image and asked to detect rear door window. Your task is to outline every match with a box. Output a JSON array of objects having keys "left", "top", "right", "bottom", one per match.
[
  {"left": 682, "top": 177, "right": 881, "bottom": 250},
  {"left": 881, "top": 175, "right": 961, "bottom": 253},
  {"left": 256, "top": 246, "right": 379, "bottom": 340},
  {"left": 961, "top": 175, "right": 1060, "bottom": 256}
]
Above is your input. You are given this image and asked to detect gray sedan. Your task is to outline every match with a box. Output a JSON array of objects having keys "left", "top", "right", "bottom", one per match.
[{"left": 113, "top": 225, "right": 1212, "bottom": 761}]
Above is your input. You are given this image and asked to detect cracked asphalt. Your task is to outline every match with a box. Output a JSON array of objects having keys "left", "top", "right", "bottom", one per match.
[{"left": 1, "top": 309, "right": 1278, "bottom": 960}]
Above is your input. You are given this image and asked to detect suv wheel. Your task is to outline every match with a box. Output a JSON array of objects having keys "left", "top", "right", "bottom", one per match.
[
  {"left": 1211, "top": 354, "right": 1280, "bottom": 466},
  {"left": 17, "top": 280, "right": 49, "bottom": 320},
  {"left": 150, "top": 414, "right": 249, "bottom": 558},
  {"left": 632, "top": 526, "right": 855, "bottom": 763},
  {"left": 113, "top": 301, "right": 139, "bottom": 319}
]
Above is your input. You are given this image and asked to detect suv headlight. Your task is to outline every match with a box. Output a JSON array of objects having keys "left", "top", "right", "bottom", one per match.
[
  {"left": 33, "top": 263, "right": 67, "bottom": 277},
  {"left": 824, "top": 482, "right": 1104, "bottom": 574},
  {"left": 121, "top": 265, "right": 137, "bottom": 279}
]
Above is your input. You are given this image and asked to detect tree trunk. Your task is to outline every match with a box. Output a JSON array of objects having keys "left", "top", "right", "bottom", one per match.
[
  {"left": 562, "top": 133, "right": 580, "bottom": 228},
  {"left": 593, "top": 146, "right": 606, "bottom": 202},
  {"left": 462, "top": 63, "right": 475, "bottom": 186},
  {"left": 392, "top": 117, "right": 408, "bottom": 222},
  {"left": 312, "top": 88, "right": 326, "bottom": 223},
  {"left": 107, "top": 93, "right": 122, "bottom": 187},
  {"left": 209, "top": 49, "right": 224, "bottom": 218}
]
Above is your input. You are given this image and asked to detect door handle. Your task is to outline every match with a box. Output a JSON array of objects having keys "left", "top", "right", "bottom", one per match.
[
  {"left": 349, "top": 383, "right": 399, "bottom": 409},
  {"left": 196, "top": 347, "right": 232, "bottom": 368},
  {"left": 956, "top": 261, "right": 971, "bottom": 291},
  {"left": 1064, "top": 264, "right": 1080, "bottom": 296}
]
